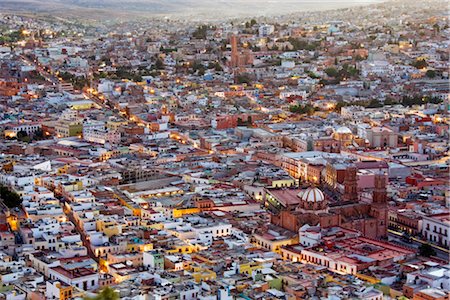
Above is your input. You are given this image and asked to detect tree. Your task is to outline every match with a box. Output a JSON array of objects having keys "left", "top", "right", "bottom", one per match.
[
  {"left": 334, "top": 101, "right": 347, "bottom": 112},
  {"left": 286, "top": 37, "right": 319, "bottom": 51},
  {"left": 33, "top": 129, "right": 45, "bottom": 140},
  {"left": 16, "top": 130, "right": 31, "bottom": 143},
  {"left": 154, "top": 58, "right": 165, "bottom": 70},
  {"left": 384, "top": 97, "right": 398, "bottom": 106},
  {"left": 401, "top": 95, "right": 443, "bottom": 107},
  {"left": 324, "top": 67, "right": 338, "bottom": 78},
  {"left": 0, "top": 185, "right": 22, "bottom": 209},
  {"left": 367, "top": 99, "right": 383, "bottom": 108},
  {"left": 214, "top": 62, "right": 223, "bottom": 72},
  {"left": 85, "top": 287, "right": 119, "bottom": 300},
  {"left": 425, "top": 70, "right": 436, "bottom": 78},
  {"left": 306, "top": 71, "right": 320, "bottom": 79},
  {"left": 192, "top": 25, "right": 208, "bottom": 39},
  {"left": 236, "top": 74, "right": 251, "bottom": 85},
  {"left": 433, "top": 23, "right": 440, "bottom": 33},
  {"left": 16, "top": 130, "right": 27, "bottom": 139},
  {"left": 419, "top": 243, "right": 436, "bottom": 257},
  {"left": 289, "top": 104, "right": 316, "bottom": 116},
  {"left": 412, "top": 58, "right": 427, "bottom": 69}
]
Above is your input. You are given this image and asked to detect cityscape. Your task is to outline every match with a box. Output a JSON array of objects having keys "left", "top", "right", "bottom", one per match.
[{"left": 0, "top": 0, "right": 448, "bottom": 299}]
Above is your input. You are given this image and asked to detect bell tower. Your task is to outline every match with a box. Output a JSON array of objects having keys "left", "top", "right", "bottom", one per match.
[
  {"left": 370, "top": 170, "right": 388, "bottom": 238},
  {"left": 373, "top": 171, "right": 387, "bottom": 204},
  {"left": 230, "top": 34, "right": 239, "bottom": 68},
  {"left": 343, "top": 166, "right": 358, "bottom": 202}
]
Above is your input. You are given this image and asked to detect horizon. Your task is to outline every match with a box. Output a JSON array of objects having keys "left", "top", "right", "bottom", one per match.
[{"left": 0, "top": 0, "right": 389, "bottom": 22}]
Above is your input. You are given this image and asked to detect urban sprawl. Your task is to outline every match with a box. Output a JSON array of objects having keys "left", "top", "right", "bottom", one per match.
[{"left": 0, "top": 0, "right": 448, "bottom": 299}]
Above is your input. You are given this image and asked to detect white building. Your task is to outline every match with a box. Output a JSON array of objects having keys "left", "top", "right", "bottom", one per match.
[
  {"left": 422, "top": 213, "right": 450, "bottom": 248},
  {"left": 4, "top": 123, "right": 42, "bottom": 138},
  {"left": 405, "top": 262, "right": 450, "bottom": 292},
  {"left": 259, "top": 24, "right": 275, "bottom": 37},
  {"left": 83, "top": 121, "right": 121, "bottom": 145},
  {"left": 48, "top": 266, "right": 99, "bottom": 291},
  {"left": 46, "top": 281, "right": 73, "bottom": 300}
]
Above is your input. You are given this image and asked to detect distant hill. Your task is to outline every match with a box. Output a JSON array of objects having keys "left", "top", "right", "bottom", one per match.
[{"left": 0, "top": 0, "right": 382, "bottom": 21}]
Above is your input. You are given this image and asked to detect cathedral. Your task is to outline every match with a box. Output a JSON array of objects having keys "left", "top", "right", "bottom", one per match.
[{"left": 271, "top": 167, "right": 388, "bottom": 239}]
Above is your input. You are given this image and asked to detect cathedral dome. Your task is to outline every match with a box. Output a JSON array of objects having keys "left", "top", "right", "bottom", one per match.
[
  {"left": 300, "top": 187, "right": 325, "bottom": 203},
  {"left": 335, "top": 126, "right": 352, "bottom": 134}
]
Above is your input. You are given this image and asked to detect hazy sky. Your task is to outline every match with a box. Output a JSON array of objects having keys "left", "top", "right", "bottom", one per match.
[{"left": 0, "top": 0, "right": 386, "bottom": 20}]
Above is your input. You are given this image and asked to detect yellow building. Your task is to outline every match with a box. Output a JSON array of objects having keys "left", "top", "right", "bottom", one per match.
[
  {"left": 67, "top": 100, "right": 99, "bottom": 110},
  {"left": 96, "top": 219, "right": 122, "bottom": 237},
  {"left": 172, "top": 207, "right": 200, "bottom": 218},
  {"left": 191, "top": 267, "right": 217, "bottom": 283},
  {"left": 238, "top": 262, "right": 263, "bottom": 275},
  {"left": 166, "top": 241, "right": 199, "bottom": 254},
  {"left": 54, "top": 119, "right": 83, "bottom": 138},
  {"left": 127, "top": 242, "right": 153, "bottom": 253},
  {"left": 270, "top": 178, "right": 296, "bottom": 188},
  {"left": 46, "top": 281, "right": 73, "bottom": 300},
  {"left": 58, "top": 181, "right": 83, "bottom": 193},
  {"left": 252, "top": 233, "right": 298, "bottom": 254},
  {"left": 107, "top": 119, "right": 128, "bottom": 131}
]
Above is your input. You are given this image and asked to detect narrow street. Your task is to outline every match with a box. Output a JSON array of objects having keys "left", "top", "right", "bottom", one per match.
[{"left": 62, "top": 203, "right": 99, "bottom": 263}]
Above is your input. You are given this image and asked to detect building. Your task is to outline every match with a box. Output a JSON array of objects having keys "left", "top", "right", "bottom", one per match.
[
  {"left": 48, "top": 266, "right": 99, "bottom": 291},
  {"left": 281, "top": 234, "right": 414, "bottom": 275},
  {"left": 259, "top": 24, "right": 275, "bottom": 37},
  {"left": 4, "top": 122, "right": 42, "bottom": 138},
  {"left": 82, "top": 121, "right": 121, "bottom": 145},
  {"left": 271, "top": 170, "right": 388, "bottom": 239},
  {"left": 54, "top": 110, "right": 83, "bottom": 138},
  {"left": 45, "top": 281, "right": 73, "bottom": 300},
  {"left": 422, "top": 213, "right": 450, "bottom": 248},
  {"left": 357, "top": 125, "right": 398, "bottom": 148}
]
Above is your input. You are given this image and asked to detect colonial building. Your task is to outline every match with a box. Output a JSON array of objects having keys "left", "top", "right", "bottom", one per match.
[{"left": 271, "top": 168, "right": 388, "bottom": 239}]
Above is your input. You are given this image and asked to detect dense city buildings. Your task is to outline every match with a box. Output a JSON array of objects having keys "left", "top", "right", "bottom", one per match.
[{"left": 0, "top": 0, "right": 448, "bottom": 299}]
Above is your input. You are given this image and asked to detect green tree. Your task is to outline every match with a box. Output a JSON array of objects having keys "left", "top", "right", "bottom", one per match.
[
  {"left": 16, "top": 130, "right": 27, "bottom": 140},
  {"left": 419, "top": 243, "right": 436, "bottom": 257},
  {"left": 33, "top": 129, "right": 45, "bottom": 140},
  {"left": 192, "top": 25, "right": 208, "bottom": 39},
  {"left": 236, "top": 74, "right": 251, "bottom": 85},
  {"left": 324, "top": 67, "right": 338, "bottom": 78},
  {"left": 214, "top": 62, "right": 223, "bottom": 72},
  {"left": 286, "top": 37, "right": 319, "bottom": 51},
  {"left": 85, "top": 287, "right": 119, "bottom": 300},
  {"left": 432, "top": 23, "right": 440, "bottom": 33},
  {"left": 367, "top": 99, "right": 383, "bottom": 108},
  {"left": 0, "top": 185, "right": 22, "bottom": 209},
  {"left": 289, "top": 104, "right": 316, "bottom": 115},
  {"left": 412, "top": 58, "right": 427, "bottom": 69},
  {"left": 425, "top": 69, "right": 436, "bottom": 78},
  {"left": 384, "top": 97, "right": 398, "bottom": 106},
  {"left": 306, "top": 71, "right": 320, "bottom": 79},
  {"left": 334, "top": 101, "right": 347, "bottom": 112},
  {"left": 16, "top": 130, "right": 31, "bottom": 143},
  {"left": 154, "top": 58, "right": 165, "bottom": 70}
]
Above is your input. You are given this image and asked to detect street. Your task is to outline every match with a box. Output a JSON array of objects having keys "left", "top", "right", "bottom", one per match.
[{"left": 388, "top": 229, "right": 449, "bottom": 261}]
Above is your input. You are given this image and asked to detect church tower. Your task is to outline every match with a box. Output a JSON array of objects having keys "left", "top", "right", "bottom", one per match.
[
  {"left": 373, "top": 172, "right": 387, "bottom": 204},
  {"left": 370, "top": 171, "right": 388, "bottom": 238},
  {"left": 230, "top": 34, "right": 239, "bottom": 68},
  {"left": 343, "top": 166, "right": 358, "bottom": 202}
]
